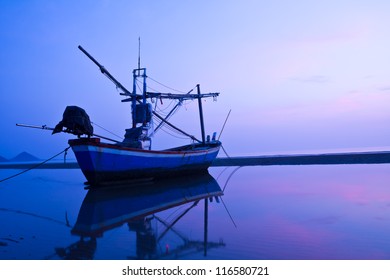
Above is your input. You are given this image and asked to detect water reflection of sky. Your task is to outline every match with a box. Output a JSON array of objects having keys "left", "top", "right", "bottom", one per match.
[
  {"left": 0, "top": 164, "right": 390, "bottom": 259},
  {"left": 209, "top": 164, "right": 390, "bottom": 259}
]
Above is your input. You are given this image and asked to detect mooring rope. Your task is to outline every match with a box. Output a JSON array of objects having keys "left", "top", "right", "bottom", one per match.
[{"left": 0, "top": 146, "right": 71, "bottom": 183}]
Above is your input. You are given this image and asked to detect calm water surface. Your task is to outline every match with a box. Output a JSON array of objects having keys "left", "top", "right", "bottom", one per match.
[{"left": 0, "top": 164, "right": 389, "bottom": 259}]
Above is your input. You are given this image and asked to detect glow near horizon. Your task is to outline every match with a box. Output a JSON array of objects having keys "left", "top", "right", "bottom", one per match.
[{"left": 0, "top": 0, "right": 390, "bottom": 159}]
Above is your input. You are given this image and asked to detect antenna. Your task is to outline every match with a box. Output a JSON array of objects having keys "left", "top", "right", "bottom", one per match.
[{"left": 138, "top": 37, "right": 141, "bottom": 70}]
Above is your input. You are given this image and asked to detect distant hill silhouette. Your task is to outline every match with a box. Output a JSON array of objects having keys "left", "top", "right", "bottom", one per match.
[
  {"left": 9, "top": 152, "right": 40, "bottom": 162},
  {"left": 0, "top": 155, "right": 8, "bottom": 162}
]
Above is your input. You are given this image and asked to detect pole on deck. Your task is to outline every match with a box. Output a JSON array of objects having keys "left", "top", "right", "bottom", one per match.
[{"left": 197, "top": 84, "right": 206, "bottom": 145}]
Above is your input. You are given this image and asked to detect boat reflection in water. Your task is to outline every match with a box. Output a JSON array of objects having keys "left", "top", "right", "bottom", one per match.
[{"left": 55, "top": 172, "right": 224, "bottom": 259}]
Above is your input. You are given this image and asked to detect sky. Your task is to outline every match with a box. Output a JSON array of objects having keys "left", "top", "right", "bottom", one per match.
[{"left": 1, "top": 0, "right": 390, "bottom": 159}]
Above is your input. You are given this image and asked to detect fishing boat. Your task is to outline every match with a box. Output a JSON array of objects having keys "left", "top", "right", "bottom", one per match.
[{"left": 56, "top": 46, "right": 221, "bottom": 186}]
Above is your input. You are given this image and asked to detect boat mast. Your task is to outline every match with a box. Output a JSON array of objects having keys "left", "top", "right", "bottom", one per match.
[
  {"left": 197, "top": 84, "right": 206, "bottom": 145},
  {"left": 138, "top": 37, "right": 141, "bottom": 71},
  {"left": 131, "top": 38, "right": 148, "bottom": 128}
]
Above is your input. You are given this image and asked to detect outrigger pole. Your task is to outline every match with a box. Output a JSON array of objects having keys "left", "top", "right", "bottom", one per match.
[
  {"left": 78, "top": 46, "right": 132, "bottom": 96},
  {"left": 15, "top": 124, "right": 120, "bottom": 143}
]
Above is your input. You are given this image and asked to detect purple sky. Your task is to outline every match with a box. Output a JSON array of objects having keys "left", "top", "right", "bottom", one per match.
[{"left": 1, "top": 0, "right": 390, "bottom": 159}]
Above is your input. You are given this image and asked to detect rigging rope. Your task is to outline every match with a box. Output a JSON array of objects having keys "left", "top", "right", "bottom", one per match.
[
  {"left": 154, "top": 100, "right": 176, "bottom": 116},
  {"left": 91, "top": 122, "right": 122, "bottom": 139},
  {"left": 158, "top": 125, "right": 191, "bottom": 140},
  {"left": 0, "top": 146, "right": 71, "bottom": 183},
  {"left": 147, "top": 76, "right": 188, "bottom": 94}
]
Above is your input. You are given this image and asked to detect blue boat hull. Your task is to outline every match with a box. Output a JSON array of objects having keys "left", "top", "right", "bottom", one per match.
[{"left": 69, "top": 138, "right": 221, "bottom": 185}]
